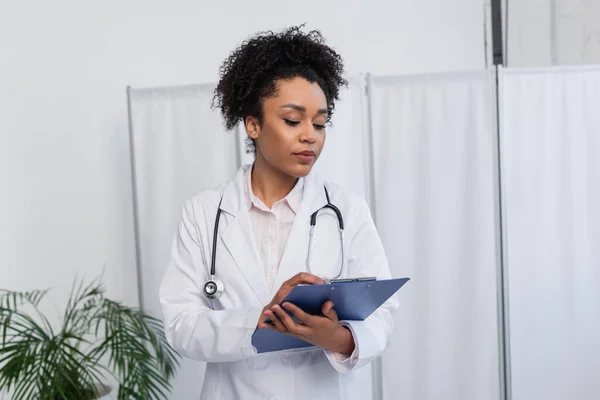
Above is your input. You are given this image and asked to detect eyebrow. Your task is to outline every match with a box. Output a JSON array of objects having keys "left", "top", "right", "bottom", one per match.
[{"left": 280, "top": 103, "right": 328, "bottom": 115}]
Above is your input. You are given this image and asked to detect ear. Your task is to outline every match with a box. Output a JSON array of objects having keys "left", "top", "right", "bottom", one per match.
[{"left": 245, "top": 116, "right": 260, "bottom": 140}]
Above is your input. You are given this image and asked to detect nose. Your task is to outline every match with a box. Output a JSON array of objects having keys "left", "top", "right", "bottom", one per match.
[{"left": 299, "top": 123, "right": 317, "bottom": 144}]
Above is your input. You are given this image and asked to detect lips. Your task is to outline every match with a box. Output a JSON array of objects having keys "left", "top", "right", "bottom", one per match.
[{"left": 294, "top": 151, "right": 315, "bottom": 156}]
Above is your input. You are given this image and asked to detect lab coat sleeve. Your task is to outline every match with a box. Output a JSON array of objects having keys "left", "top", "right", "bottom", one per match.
[
  {"left": 159, "top": 200, "right": 264, "bottom": 363},
  {"left": 323, "top": 325, "right": 359, "bottom": 371},
  {"left": 325, "top": 198, "right": 400, "bottom": 373}
]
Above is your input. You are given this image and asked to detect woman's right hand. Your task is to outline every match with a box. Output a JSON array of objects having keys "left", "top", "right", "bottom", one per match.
[{"left": 257, "top": 272, "right": 325, "bottom": 328}]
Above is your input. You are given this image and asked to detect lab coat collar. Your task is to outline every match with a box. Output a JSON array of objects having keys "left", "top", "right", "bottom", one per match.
[
  {"left": 218, "top": 165, "right": 248, "bottom": 217},
  {"left": 219, "top": 164, "right": 327, "bottom": 219}
]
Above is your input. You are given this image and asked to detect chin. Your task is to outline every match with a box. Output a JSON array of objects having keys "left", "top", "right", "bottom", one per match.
[{"left": 286, "top": 163, "right": 314, "bottom": 178}]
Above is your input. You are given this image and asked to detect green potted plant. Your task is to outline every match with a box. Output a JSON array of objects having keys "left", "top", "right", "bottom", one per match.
[{"left": 0, "top": 277, "right": 180, "bottom": 399}]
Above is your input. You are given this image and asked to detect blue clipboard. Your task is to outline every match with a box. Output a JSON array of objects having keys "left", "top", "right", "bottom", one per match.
[{"left": 251, "top": 277, "right": 410, "bottom": 353}]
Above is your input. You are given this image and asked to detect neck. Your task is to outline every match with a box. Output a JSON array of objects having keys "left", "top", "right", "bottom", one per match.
[{"left": 251, "top": 154, "right": 298, "bottom": 208}]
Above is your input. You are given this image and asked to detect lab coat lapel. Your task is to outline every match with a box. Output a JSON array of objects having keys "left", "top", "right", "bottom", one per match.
[
  {"left": 219, "top": 166, "right": 271, "bottom": 305},
  {"left": 270, "top": 172, "right": 328, "bottom": 293}
]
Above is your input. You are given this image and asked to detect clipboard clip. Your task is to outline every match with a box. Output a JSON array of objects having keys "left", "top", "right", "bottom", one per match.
[{"left": 327, "top": 277, "right": 377, "bottom": 283}]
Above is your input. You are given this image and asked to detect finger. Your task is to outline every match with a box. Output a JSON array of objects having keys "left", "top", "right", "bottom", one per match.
[
  {"left": 273, "top": 305, "right": 309, "bottom": 335},
  {"left": 273, "top": 305, "right": 296, "bottom": 330},
  {"left": 275, "top": 273, "right": 326, "bottom": 304},
  {"left": 258, "top": 320, "right": 277, "bottom": 330},
  {"left": 257, "top": 312, "right": 275, "bottom": 329},
  {"left": 321, "top": 301, "right": 338, "bottom": 322},
  {"left": 284, "top": 272, "right": 326, "bottom": 287},
  {"left": 321, "top": 300, "right": 334, "bottom": 313},
  {"left": 265, "top": 310, "right": 287, "bottom": 333},
  {"left": 282, "top": 302, "right": 312, "bottom": 326},
  {"left": 261, "top": 322, "right": 278, "bottom": 332}
]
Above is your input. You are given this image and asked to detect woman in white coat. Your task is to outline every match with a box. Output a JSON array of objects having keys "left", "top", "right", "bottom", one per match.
[{"left": 159, "top": 25, "right": 399, "bottom": 400}]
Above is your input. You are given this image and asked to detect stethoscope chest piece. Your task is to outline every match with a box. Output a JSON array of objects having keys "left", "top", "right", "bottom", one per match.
[{"left": 203, "top": 278, "right": 224, "bottom": 299}]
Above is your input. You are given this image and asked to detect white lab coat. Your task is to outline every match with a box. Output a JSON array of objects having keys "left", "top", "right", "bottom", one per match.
[{"left": 159, "top": 165, "right": 399, "bottom": 400}]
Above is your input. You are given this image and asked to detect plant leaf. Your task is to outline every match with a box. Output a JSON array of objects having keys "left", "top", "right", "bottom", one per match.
[
  {"left": 1, "top": 277, "right": 180, "bottom": 400},
  {"left": 0, "top": 289, "right": 48, "bottom": 310}
]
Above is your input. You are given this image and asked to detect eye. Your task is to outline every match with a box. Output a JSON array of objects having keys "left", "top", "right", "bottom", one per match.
[
  {"left": 284, "top": 119, "right": 300, "bottom": 126},
  {"left": 313, "top": 124, "right": 326, "bottom": 130}
]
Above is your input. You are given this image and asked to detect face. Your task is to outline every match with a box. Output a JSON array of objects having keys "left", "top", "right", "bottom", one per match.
[{"left": 245, "top": 77, "right": 328, "bottom": 178}]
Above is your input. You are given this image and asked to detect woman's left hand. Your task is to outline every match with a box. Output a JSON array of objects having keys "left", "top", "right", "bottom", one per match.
[{"left": 261, "top": 301, "right": 356, "bottom": 355}]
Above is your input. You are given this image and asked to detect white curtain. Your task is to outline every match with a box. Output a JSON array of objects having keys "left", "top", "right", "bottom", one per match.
[
  {"left": 128, "top": 84, "right": 239, "bottom": 400},
  {"left": 128, "top": 66, "right": 600, "bottom": 400},
  {"left": 499, "top": 66, "right": 600, "bottom": 400},
  {"left": 368, "top": 71, "right": 502, "bottom": 400}
]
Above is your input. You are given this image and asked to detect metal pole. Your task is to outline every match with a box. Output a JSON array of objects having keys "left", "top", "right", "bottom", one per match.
[
  {"left": 126, "top": 86, "right": 145, "bottom": 312},
  {"left": 489, "top": 2, "right": 511, "bottom": 396},
  {"left": 363, "top": 73, "right": 384, "bottom": 400},
  {"left": 493, "top": 66, "right": 512, "bottom": 400},
  {"left": 365, "top": 73, "right": 378, "bottom": 220}
]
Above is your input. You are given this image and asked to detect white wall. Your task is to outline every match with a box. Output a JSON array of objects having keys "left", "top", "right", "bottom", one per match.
[
  {"left": 506, "top": 0, "right": 600, "bottom": 66},
  {"left": 0, "top": 0, "right": 485, "bottom": 396}
]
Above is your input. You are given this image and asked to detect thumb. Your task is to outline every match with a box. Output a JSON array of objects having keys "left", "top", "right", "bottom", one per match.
[{"left": 321, "top": 301, "right": 336, "bottom": 319}]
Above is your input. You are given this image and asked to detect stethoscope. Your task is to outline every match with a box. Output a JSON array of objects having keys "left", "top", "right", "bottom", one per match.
[{"left": 203, "top": 186, "right": 345, "bottom": 299}]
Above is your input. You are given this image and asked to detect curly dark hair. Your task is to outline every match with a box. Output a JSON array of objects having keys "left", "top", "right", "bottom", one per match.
[{"left": 212, "top": 25, "right": 347, "bottom": 153}]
